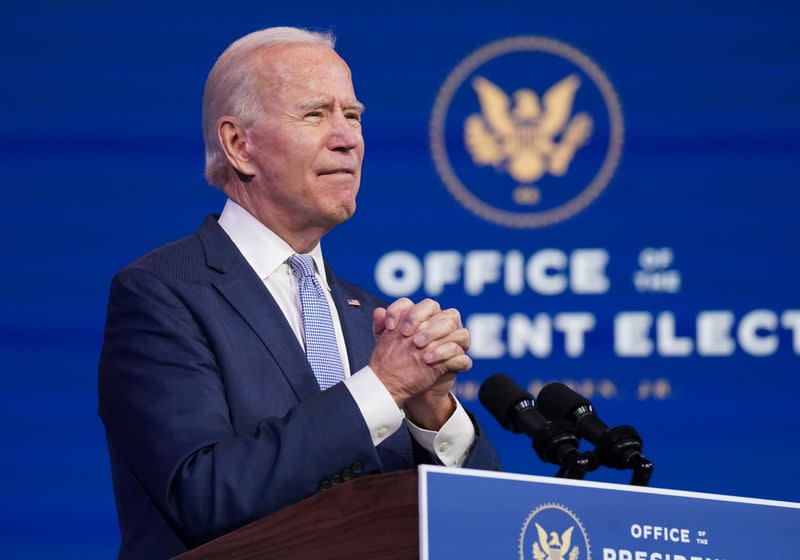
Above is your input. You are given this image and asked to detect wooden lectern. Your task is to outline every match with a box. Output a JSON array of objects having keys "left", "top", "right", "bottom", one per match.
[{"left": 172, "top": 470, "right": 419, "bottom": 560}]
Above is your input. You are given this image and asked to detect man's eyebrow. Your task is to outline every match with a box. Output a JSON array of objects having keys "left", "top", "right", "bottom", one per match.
[
  {"left": 297, "top": 99, "right": 365, "bottom": 113},
  {"left": 297, "top": 99, "right": 329, "bottom": 112},
  {"left": 346, "top": 101, "right": 366, "bottom": 113}
]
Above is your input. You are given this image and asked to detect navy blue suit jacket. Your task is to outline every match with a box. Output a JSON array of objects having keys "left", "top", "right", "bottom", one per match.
[{"left": 98, "top": 216, "right": 499, "bottom": 559}]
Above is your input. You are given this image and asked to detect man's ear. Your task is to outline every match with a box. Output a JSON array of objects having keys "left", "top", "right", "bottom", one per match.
[{"left": 217, "top": 117, "right": 257, "bottom": 177}]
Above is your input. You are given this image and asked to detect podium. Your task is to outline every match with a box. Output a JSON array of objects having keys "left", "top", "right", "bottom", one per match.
[
  {"left": 173, "top": 469, "right": 419, "bottom": 559},
  {"left": 175, "top": 465, "right": 800, "bottom": 559}
]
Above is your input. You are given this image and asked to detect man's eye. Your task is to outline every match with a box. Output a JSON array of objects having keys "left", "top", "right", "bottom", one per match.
[
  {"left": 305, "top": 111, "right": 323, "bottom": 119},
  {"left": 346, "top": 113, "right": 362, "bottom": 122}
]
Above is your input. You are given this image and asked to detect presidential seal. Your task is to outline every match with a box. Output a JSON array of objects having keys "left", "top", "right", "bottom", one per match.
[
  {"left": 430, "top": 36, "right": 623, "bottom": 228},
  {"left": 519, "top": 503, "right": 591, "bottom": 560}
]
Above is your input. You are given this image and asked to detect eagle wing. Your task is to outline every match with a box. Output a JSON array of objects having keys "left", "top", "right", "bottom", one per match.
[
  {"left": 532, "top": 542, "right": 547, "bottom": 560},
  {"left": 535, "top": 523, "right": 551, "bottom": 556},
  {"left": 464, "top": 114, "right": 504, "bottom": 165},
  {"left": 538, "top": 74, "right": 581, "bottom": 136},
  {"left": 548, "top": 113, "right": 593, "bottom": 175},
  {"left": 560, "top": 526, "right": 574, "bottom": 555},
  {"left": 471, "top": 76, "right": 515, "bottom": 138}
]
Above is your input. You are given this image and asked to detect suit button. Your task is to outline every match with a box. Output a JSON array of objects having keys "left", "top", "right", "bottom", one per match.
[
  {"left": 352, "top": 461, "right": 363, "bottom": 474},
  {"left": 319, "top": 480, "right": 331, "bottom": 491},
  {"left": 331, "top": 473, "right": 343, "bottom": 485},
  {"left": 342, "top": 468, "right": 354, "bottom": 481}
]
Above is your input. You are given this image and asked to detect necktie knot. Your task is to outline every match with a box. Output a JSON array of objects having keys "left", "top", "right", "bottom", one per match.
[{"left": 288, "top": 254, "right": 316, "bottom": 278}]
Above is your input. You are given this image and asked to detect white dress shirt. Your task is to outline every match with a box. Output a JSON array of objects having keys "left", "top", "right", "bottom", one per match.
[{"left": 218, "top": 199, "right": 475, "bottom": 467}]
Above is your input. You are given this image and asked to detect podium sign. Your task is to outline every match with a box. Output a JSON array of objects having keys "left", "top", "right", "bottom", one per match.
[{"left": 419, "top": 465, "right": 800, "bottom": 559}]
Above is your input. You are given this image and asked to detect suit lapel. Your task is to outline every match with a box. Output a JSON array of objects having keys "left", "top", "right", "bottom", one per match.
[
  {"left": 326, "top": 265, "right": 375, "bottom": 373},
  {"left": 197, "top": 216, "right": 320, "bottom": 401}
]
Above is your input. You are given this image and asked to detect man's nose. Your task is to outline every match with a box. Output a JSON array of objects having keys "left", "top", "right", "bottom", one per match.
[{"left": 328, "top": 112, "right": 362, "bottom": 152}]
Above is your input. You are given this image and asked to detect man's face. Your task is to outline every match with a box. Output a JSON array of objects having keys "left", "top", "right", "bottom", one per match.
[{"left": 244, "top": 44, "right": 365, "bottom": 235}]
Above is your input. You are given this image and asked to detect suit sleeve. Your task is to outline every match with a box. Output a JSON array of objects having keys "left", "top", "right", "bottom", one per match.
[
  {"left": 461, "top": 410, "right": 502, "bottom": 470},
  {"left": 98, "top": 267, "right": 382, "bottom": 547}
]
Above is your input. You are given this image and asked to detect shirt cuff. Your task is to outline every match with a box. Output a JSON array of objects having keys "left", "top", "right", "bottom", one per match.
[
  {"left": 343, "top": 366, "right": 404, "bottom": 447},
  {"left": 405, "top": 395, "right": 476, "bottom": 468}
]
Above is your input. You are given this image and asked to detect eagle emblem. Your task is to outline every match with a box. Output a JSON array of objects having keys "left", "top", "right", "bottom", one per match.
[
  {"left": 464, "top": 75, "right": 593, "bottom": 198},
  {"left": 532, "top": 522, "right": 580, "bottom": 560}
]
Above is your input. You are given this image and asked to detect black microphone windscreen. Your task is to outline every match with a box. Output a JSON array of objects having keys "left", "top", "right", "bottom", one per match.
[
  {"left": 537, "top": 382, "right": 591, "bottom": 421},
  {"left": 479, "top": 374, "right": 533, "bottom": 430}
]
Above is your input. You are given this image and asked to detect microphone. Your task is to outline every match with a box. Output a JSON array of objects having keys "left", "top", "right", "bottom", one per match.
[
  {"left": 536, "top": 382, "right": 653, "bottom": 486},
  {"left": 479, "top": 374, "right": 597, "bottom": 479}
]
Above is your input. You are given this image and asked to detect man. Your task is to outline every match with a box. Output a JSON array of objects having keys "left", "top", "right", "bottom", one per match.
[{"left": 99, "top": 27, "right": 499, "bottom": 559}]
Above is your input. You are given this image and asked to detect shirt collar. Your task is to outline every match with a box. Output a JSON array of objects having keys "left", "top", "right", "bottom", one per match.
[{"left": 217, "top": 199, "right": 331, "bottom": 291}]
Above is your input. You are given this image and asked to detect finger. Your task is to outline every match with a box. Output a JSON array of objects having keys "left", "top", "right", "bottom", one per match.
[
  {"left": 453, "top": 327, "right": 470, "bottom": 351},
  {"left": 441, "top": 308, "right": 463, "bottom": 329},
  {"left": 412, "top": 315, "right": 460, "bottom": 348},
  {"left": 422, "top": 340, "right": 465, "bottom": 365},
  {"left": 398, "top": 298, "right": 441, "bottom": 336},
  {"left": 439, "top": 353, "right": 473, "bottom": 374},
  {"left": 384, "top": 297, "right": 414, "bottom": 330},
  {"left": 373, "top": 307, "right": 387, "bottom": 336},
  {"left": 418, "top": 328, "right": 470, "bottom": 354}
]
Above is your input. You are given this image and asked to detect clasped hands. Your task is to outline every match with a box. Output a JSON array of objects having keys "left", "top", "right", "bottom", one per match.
[{"left": 368, "top": 298, "right": 471, "bottom": 430}]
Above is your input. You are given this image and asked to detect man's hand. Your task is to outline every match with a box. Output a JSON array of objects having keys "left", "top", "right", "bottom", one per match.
[{"left": 369, "top": 298, "right": 471, "bottom": 429}]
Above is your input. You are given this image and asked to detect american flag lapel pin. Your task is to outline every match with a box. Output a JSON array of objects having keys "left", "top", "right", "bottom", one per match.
[{"left": 347, "top": 298, "right": 361, "bottom": 307}]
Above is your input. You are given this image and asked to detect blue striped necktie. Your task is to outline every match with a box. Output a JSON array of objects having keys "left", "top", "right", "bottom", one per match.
[{"left": 288, "top": 254, "right": 345, "bottom": 390}]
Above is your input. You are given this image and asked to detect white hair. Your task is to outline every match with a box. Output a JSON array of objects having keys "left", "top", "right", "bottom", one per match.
[{"left": 202, "top": 27, "right": 336, "bottom": 188}]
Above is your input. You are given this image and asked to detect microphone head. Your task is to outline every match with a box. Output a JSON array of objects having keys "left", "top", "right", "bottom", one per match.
[
  {"left": 536, "top": 382, "right": 591, "bottom": 421},
  {"left": 479, "top": 374, "right": 534, "bottom": 432}
]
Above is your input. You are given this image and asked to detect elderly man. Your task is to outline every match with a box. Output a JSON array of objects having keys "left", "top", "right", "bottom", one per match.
[{"left": 99, "top": 27, "right": 499, "bottom": 559}]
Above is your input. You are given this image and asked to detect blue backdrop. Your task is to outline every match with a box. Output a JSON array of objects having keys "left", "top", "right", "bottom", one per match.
[{"left": 2, "top": 1, "right": 798, "bottom": 558}]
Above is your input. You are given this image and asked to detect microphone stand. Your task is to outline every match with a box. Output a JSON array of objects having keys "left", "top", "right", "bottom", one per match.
[
  {"left": 512, "top": 401, "right": 599, "bottom": 480},
  {"left": 629, "top": 455, "right": 654, "bottom": 486},
  {"left": 555, "top": 447, "right": 599, "bottom": 480},
  {"left": 591, "top": 424, "right": 653, "bottom": 486}
]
